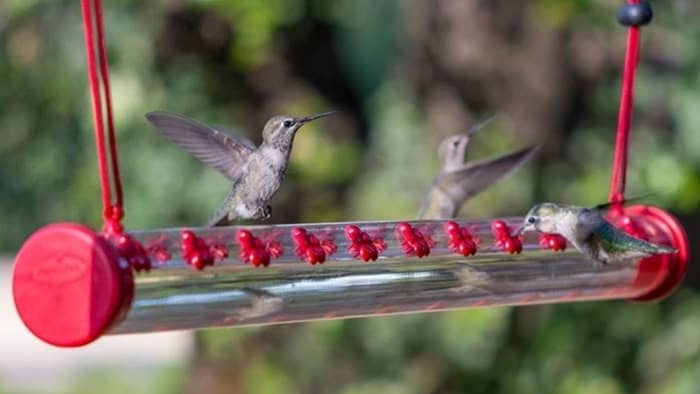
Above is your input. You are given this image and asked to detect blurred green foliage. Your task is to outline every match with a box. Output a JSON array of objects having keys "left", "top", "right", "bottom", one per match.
[{"left": 3, "top": 0, "right": 700, "bottom": 393}]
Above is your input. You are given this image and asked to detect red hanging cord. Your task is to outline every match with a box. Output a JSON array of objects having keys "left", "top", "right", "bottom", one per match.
[
  {"left": 80, "top": 0, "right": 124, "bottom": 233},
  {"left": 609, "top": 0, "right": 642, "bottom": 207},
  {"left": 94, "top": 0, "right": 124, "bottom": 210}
]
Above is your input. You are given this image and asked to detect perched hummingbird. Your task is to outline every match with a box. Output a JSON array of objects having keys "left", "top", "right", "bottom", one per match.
[
  {"left": 514, "top": 202, "right": 676, "bottom": 264},
  {"left": 146, "top": 110, "right": 334, "bottom": 226},
  {"left": 417, "top": 116, "right": 538, "bottom": 219}
]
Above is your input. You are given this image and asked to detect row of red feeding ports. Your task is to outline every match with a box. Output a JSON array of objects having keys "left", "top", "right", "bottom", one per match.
[{"left": 109, "top": 220, "right": 568, "bottom": 272}]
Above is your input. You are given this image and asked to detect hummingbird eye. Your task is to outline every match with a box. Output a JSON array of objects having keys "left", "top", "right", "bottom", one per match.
[
  {"left": 283, "top": 120, "right": 294, "bottom": 128},
  {"left": 527, "top": 216, "right": 536, "bottom": 224},
  {"left": 452, "top": 140, "right": 460, "bottom": 147}
]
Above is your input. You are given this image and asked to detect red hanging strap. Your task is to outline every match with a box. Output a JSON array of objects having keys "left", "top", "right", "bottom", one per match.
[
  {"left": 94, "top": 0, "right": 123, "bottom": 210},
  {"left": 609, "top": 0, "right": 652, "bottom": 207},
  {"left": 80, "top": 0, "right": 124, "bottom": 233}
]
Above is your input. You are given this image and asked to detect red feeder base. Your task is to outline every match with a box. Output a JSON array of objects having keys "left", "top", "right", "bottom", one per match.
[
  {"left": 12, "top": 223, "right": 133, "bottom": 347},
  {"left": 609, "top": 205, "right": 690, "bottom": 302}
]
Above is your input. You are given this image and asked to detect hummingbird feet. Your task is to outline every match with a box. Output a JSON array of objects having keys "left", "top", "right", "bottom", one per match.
[{"left": 255, "top": 205, "right": 272, "bottom": 220}]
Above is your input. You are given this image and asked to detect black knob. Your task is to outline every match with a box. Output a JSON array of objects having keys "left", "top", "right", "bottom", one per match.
[{"left": 617, "top": 2, "right": 653, "bottom": 27}]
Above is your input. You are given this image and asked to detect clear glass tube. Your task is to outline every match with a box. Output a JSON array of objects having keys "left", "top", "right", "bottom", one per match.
[{"left": 108, "top": 218, "right": 658, "bottom": 334}]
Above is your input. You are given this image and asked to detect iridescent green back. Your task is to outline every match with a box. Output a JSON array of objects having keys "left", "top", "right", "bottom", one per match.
[{"left": 591, "top": 221, "right": 669, "bottom": 254}]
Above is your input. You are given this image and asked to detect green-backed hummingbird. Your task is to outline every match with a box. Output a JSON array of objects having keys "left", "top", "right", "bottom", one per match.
[{"left": 515, "top": 202, "right": 676, "bottom": 264}]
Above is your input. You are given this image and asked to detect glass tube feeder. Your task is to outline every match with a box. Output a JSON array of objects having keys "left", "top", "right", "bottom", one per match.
[{"left": 12, "top": 205, "right": 688, "bottom": 346}]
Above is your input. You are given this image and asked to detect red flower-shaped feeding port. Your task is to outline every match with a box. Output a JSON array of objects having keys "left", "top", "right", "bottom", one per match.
[
  {"left": 491, "top": 220, "right": 522, "bottom": 254},
  {"left": 395, "top": 222, "right": 431, "bottom": 258},
  {"left": 291, "top": 227, "right": 337, "bottom": 265},
  {"left": 344, "top": 225, "right": 385, "bottom": 262},
  {"left": 444, "top": 221, "right": 478, "bottom": 257}
]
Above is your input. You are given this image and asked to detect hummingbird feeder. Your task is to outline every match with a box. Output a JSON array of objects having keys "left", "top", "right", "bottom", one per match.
[{"left": 12, "top": 0, "right": 689, "bottom": 347}]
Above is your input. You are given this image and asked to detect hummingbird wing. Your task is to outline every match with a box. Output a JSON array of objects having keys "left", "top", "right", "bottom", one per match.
[
  {"left": 588, "top": 221, "right": 676, "bottom": 262},
  {"left": 590, "top": 193, "right": 658, "bottom": 212},
  {"left": 145, "top": 111, "right": 255, "bottom": 181},
  {"left": 212, "top": 125, "right": 257, "bottom": 150},
  {"left": 439, "top": 145, "right": 539, "bottom": 204}
]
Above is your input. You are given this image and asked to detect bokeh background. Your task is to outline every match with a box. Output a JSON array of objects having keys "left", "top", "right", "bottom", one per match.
[{"left": 2, "top": 0, "right": 700, "bottom": 393}]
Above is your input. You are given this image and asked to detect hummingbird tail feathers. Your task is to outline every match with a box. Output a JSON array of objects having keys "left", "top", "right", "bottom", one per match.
[
  {"left": 639, "top": 241, "right": 677, "bottom": 256},
  {"left": 207, "top": 192, "right": 238, "bottom": 227},
  {"left": 207, "top": 213, "right": 235, "bottom": 227}
]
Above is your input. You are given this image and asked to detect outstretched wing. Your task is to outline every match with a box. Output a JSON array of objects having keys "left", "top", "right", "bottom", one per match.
[
  {"left": 145, "top": 111, "right": 255, "bottom": 181},
  {"left": 213, "top": 125, "right": 257, "bottom": 151},
  {"left": 441, "top": 145, "right": 538, "bottom": 203},
  {"left": 590, "top": 192, "right": 658, "bottom": 212}
]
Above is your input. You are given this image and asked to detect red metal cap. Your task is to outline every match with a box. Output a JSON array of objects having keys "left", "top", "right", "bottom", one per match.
[
  {"left": 12, "top": 223, "right": 133, "bottom": 347},
  {"left": 618, "top": 205, "right": 690, "bottom": 302}
]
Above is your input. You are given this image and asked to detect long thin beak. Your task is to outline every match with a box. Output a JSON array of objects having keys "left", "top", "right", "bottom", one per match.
[
  {"left": 299, "top": 110, "right": 336, "bottom": 123},
  {"left": 511, "top": 225, "right": 525, "bottom": 238},
  {"left": 465, "top": 114, "right": 497, "bottom": 136}
]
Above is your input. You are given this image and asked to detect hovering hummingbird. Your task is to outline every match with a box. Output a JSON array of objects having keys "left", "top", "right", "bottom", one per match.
[
  {"left": 417, "top": 116, "right": 538, "bottom": 219},
  {"left": 514, "top": 202, "right": 676, "bottom": 264},
  {"left": 146, "top": 110, "right": 335, "bottom": 226}
]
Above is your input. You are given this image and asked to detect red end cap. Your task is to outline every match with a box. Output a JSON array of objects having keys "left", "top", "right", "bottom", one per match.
[
  {"left": 618, "top": 205, "right": 690, "bottom": 302},
  {"left": 12, "top": 223, "right": 133, "bottom": 347}
]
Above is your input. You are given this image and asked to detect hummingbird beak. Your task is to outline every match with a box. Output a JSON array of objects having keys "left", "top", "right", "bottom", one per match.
[
  {"left": 298, "top": 111, "right": 336, "bottom": 124},
  {"left": 465, "top": 114, "right": 497, "bottom": 136},
  {"left": 511, "top": 225, "right": 526, "bottom": 237}
]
